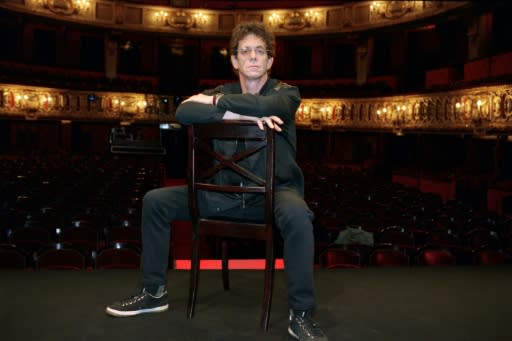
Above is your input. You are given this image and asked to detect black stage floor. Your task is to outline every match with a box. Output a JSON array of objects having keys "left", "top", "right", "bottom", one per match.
[{"left": 1, "top": 266, "right": 511, "bottom": 341}]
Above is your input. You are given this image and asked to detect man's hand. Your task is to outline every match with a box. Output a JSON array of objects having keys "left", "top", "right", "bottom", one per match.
[
  {"left": 223, "top": 111, "right": 283, "bottom": 132},
  {"left": 181, "top": 93, "right": 214, "bottom": 105},
  {"left": 255, "top": 116, "right": 283, "bottom": 132}
]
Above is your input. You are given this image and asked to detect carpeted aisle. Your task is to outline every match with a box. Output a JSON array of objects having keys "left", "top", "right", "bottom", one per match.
[{"left": 1, "top": 266, "right": 511, "bottom": 341}]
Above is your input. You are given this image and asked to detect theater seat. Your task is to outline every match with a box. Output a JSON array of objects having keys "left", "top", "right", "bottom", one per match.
[
  {"left": 9, "top": 226, "right": 52, "bottom": 256},
  {"left": 319, "top": 247, "right": 361, "bottom": 269},
  {"left": 95, "top": 243, "right": 141, "bottom": 269},
  {"left": 473, "top": 249, "right": 511, "bottom": 265},
  {"left": 104, "top": 226, "right": 141, "bottom": 246},
  {"left": 369, "top": 247, "right": 410, "bottom": 267},
  {"left": 417, "top": 247, "right": 457, "bottom": 266},
  {"left": 35, "top": 243, "right": 86, "bottom": 270},
  {"left": 0, "top": 244, "right": 28, "bottom": 269}
]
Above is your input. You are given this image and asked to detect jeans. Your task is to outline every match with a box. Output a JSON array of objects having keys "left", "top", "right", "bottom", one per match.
[{"left": 140, "top": 184, "right": 316, "bottom": 311}]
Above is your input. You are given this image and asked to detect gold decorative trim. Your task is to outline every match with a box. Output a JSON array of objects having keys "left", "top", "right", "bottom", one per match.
[
  {"left": 36, "top": 0, "right": 91, "bottom": 16},
  {"left": 2, "top": 82, "right": 511, "bottom": 135},
  {"left": 370, "top": 1, "right": 415, "bottom": 20},
  {"left": 269, "top": 10, "right": 320, "bottom": 31},
  {"left": 295, "top": 84, "right": 512, "bottom": 135},
  {"left": 167, "top": 11, "right": 194, "bottom": 29},
  {"left": 44, "top": 0, "right": 76, "bottom": 16},
  {"left": 4, "top": 1, "right": 470, "bottom": 36}
]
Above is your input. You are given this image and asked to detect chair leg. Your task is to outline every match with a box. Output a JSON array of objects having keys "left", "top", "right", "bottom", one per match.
[
  {"left": 260, "top": 241, "right": 275, "bottom": 331},
  {"left": 221, "top": 240, "right": 229, "bottom": 290},
  {"left": 187, "top": 232, "right": 201, "bottom": 319}
]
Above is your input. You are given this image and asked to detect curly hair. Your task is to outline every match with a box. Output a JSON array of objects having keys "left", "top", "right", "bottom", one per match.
[{"left": 229, "top": 22, "right": 275, "bottom": 58}]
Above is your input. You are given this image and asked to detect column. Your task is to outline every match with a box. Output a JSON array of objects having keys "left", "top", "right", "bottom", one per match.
[
  {"left": 356, "top": 37, "right": 373, "bottom": 85},
  {"left": 105, "top": 33, "right": 118, "bottom": 80}
]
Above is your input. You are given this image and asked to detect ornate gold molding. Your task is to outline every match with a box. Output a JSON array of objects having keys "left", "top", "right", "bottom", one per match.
[
  {"left": 2, "top": 82, "right": 511, "bottom": 135},
  {"left": 370, "top": 1, "right": 416, "bottom": 20},
  {"left": 268, "top": 10, "right": 320, "bottom": 31},
  {"left": 0, "top": 84, "right": 160, "bottom": 123},
  {"left": 3, "top": 1, "right": 470, "bottom": 36},
  {"left": 296, "top": 84, "right": 512, "bottom": 135},
  {"left": 30, "top": 0, "right": 91, "bottom": 16}
]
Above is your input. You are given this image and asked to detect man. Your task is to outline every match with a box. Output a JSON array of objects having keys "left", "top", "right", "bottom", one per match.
[{"left": 106, "top": 22, "right": 328, "bottom": 341}]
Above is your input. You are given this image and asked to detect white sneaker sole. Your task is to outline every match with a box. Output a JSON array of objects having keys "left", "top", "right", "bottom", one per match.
[
  {"left": 288, "top": 326, "right": 300, "bottom": 340},
  {"left": 105, "top": 304, "right": 169, "bottom": 317}
]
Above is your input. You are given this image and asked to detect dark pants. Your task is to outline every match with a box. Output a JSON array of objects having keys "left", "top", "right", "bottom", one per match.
[{"left": 140, "top": 184, "right": 316, "bottom": 311}]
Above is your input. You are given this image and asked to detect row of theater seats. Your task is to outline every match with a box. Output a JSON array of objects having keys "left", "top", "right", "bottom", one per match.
[
  {"left": 0, "top": 218, "right": 144, "bottom": 266},
  {"left": 0, "top": 242, "right": 141, "bottom": 270},
  {"left": 302, "top": 162, "right": 512, "bottom": 268},
  {"left": 1, "top": 153, "right": 511, "bottom": 270},
  {"left": 316, "top": 225, "right": 512, "bottom": 267},
  {"left": 319, "top": 245, "right": 512, "bottom": 269},
  {"left": 0, "top": 153, "right": 162, "bottom": 270},
  {"left": 3, "top": 238, "right": 509, "bottom": 270}
]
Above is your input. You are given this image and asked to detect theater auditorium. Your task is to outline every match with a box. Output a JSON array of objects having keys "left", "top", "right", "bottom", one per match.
[{"left": 1, "top": 1, "right": 511, "bottom": 340}]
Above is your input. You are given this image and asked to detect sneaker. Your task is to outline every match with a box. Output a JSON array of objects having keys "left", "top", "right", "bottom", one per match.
[
  {"left": 288, "top": 310, "right": 328, "bottom": 341},
  {"left": 106, "top": 288, "right": 169, "bottom": 317}
]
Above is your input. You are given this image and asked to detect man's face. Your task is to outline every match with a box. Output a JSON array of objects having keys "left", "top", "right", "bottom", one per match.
[{"left": 231, "top": 34, "right": 273, "bottom": 82}]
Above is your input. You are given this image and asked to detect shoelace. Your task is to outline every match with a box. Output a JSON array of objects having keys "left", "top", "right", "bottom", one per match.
[
  {"left": 294, "top": 315, "right": 325, "bottom": 338},
  {"left": 120, "top": 292, "right": 147, "bottom": 307}
]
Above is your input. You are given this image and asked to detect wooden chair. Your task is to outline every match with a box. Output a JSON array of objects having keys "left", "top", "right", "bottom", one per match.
[{"left": 186, "top": 120, "right": 276, "bottom": 331}]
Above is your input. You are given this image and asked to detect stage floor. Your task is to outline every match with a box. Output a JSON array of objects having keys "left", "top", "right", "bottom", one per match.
[{"left": 1, "top": 266, "right": 511, "bottom": 341}]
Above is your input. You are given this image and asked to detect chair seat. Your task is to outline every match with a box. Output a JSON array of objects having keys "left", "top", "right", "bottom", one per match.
[{"left": 204, "top": 215, "right": 264, "bottom": 224}]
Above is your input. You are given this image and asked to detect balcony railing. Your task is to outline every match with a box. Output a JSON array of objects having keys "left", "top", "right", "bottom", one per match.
[{"left": 2, "top": 81, "right": 511, "bottom": 135}]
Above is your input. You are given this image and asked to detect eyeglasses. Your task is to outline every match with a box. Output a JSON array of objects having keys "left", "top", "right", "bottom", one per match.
[{"left": 237, "top": 47, "right": 270, "bottom": 57}]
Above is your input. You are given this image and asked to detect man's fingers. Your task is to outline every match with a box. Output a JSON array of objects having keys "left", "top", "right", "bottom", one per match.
[
  {"left": 255, "top": 116, "right": 283, "bottom": 132},
  {"left": 268, "top": 116, "right": 283, "bottom": 132},
  {"left": 271, "top": 116, "right": 284, "bottom": 124},
  {"left": 265, "top": 118, "right": 275, "bottom": 129}
]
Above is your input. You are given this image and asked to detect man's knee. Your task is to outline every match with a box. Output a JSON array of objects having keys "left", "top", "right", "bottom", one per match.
[
  {"left": 142, "top": 187, "right": 172, "bottom": 213},
  {"left": 143, "top": 188, "right": 161, "bottom": 206},
  {"left": 276, "top": 192, "right": 313, "bottom": 223}
]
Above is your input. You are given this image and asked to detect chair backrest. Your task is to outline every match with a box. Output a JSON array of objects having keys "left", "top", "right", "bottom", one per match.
[
  {"left": 426, "top": 229, "right": 462, "bottom": 249},
  {"left": 95, "top": 243, "right": 141, "bottom": 269},
  {"left": 104, "top": 226, "right": 142, "bottom": 246},
  {"left": 60, "top": 226, "right": 99, "bottom": 246},
  {"left": 0, "top": 244, "right": 28, "bottom": 269},
  {"left": 36, "top": 244, "right": 86, "bottom": 270},
  {"left": 187, "top": 120, "right": 275, "bottom": 240},
  {"left": 9, "top": 226, "right": 51, "bottom": 255},
  {"left": 377, "top": 226, "right": 415, "bottom": 249},
  {"left": 467, "top": 228, "right": 501, "bottom": 250}
]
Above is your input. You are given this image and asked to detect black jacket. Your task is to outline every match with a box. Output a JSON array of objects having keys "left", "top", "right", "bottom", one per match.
[{"left": 175, "top": 78, "right": 305, "bottom": 211}]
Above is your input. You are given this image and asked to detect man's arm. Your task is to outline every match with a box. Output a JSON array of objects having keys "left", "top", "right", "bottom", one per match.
[
  {"left": 177, "top": 95, "right": 283, "bottom": 131},
  {"left": 174, "top": 98, "right": 224, "bottom": 125},
  {"left": 222, "top": 111, "right": 283, "bottom": 132},
  {"left": 215, "top": 84, "right": 301, "bottom": 124}
]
